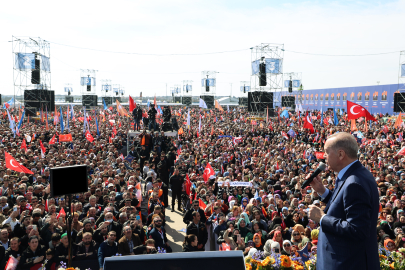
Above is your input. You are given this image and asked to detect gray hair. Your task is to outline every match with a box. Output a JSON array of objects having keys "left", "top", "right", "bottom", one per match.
[{"left": 327, "top": 132, "right": 358, "bottom": 159}]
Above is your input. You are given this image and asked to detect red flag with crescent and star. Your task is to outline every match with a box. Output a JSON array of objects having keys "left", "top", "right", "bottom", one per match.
[
  {"left": 203, "top": 163, "right": 215, "bottom": 183},
  {"left": 5, "top": 152, "right": 33, "bottom": 174},
  {"left": 303, "top": 112, "right": 314, "bottom": 133},
  {"left": 347, "top": 100, "right": 377, "bottom": 122},
  {"left": 85, "top": 130, "right": 94, "bottom": 142}
]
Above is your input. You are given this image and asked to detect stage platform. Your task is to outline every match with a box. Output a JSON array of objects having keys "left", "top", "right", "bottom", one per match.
[{"left": 104, "top": 251, "right": 245, "bottom": 270}]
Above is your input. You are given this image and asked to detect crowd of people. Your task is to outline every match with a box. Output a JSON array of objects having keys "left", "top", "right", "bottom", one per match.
[{"left": 0, "top": 102, "right": 400, "bottom": 269}]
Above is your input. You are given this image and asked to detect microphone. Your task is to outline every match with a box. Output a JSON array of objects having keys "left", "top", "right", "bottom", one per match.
[{"left": 301, "top": 162, "right": 327, "bottom": 189}]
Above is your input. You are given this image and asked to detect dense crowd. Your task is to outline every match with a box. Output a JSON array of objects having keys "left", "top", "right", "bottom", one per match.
[{"left": 0, "top": 103, "right": 401, "bottom": 269}]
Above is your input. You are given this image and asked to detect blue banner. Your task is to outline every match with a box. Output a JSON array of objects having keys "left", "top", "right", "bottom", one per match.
[
  {"left": 291, "top": 83, "right": 399, "bottom": 114},
  {"left": 293, "top": 80, "right": 301, "bottom": 88},
  {"left": 402, "top": 64, "right": 405, "bottom": 77},
  {"left": 251, "top": 60, "right": 260, "bottom": 75},
  {"left": 240, "top": 86, "right": 250, "bottom": 92},
  {"left": 265, "top": 58, "right": 281, "bottom": 74},
  {"left": 184, "top": 85, "right": 192, "bottom": 92},
  {"left": 15, "top": 53, "right": 35, "bottom": 70},
  {"left": 81, "top": 77, "right": 95, "bottom": 86},
  {"left": 41, "top": 56, "right": 50, "bottom": 71},
  {"left": 201, "top": 78, "right": 216, "bottom": 87},
  {"left": 113, "top": 88, "right": 119, "bottom": 93},
  {"left": 64, "top": 87, "right": 73, "bottom": 92},
  {"left": 103, "top": 85, "right": 111, "bottom": 91},
  {"left": 284, "top": 80, "right": 290, "bottom": 88}
]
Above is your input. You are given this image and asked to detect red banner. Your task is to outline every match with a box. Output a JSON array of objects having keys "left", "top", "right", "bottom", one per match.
[
  {"left": 59, "top": 134, "right": 73, "bottom": 142},
  {"left": 315, "top": 152, "right": 325, "bottom": 159}
]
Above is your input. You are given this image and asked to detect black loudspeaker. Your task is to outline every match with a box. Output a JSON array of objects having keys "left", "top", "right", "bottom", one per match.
[
  {"left": 87, "top": 85, "right": 91, "bottom": 92},
  {"left": 394, "top": 92, "right": 405, "bottom": 112},
  {"left": 65, "top": 96, "right": 74, "bottom": 103},
  {"left": 282, "top": 96, "right": 296, "bottom": 109},
  {"left": 174, "top": 97, "right": 181, "bottom": 103},
  {"left": 182, "top": 96, "right": 192, "bottom": 105},
  {"left": 31, "top": 54, "right": 40, "bottom": 84},
  {"left": 82, "top": 95, "right": 97, "bottom": 107},
  {"left": 25, "top": 107, "right": 37, "bottom": 116},
  {"left": 24, "top": 90, "right": 55, "bottom": 112},
  {"left": 200, "top": 95, "right": 214, "bottom": 109},
  {"left": 239, "top": 97, "right": 248, "bottom": 106},
  {"left": 0, "top": 94, "right": 2, "bottom": 105},
  {"left": 288, "top": 80, "right": 293, "bottom": 93},
  {"left": 102, "top": 97, "right": 113, "bottom": 106},
  {"left": 259, "top": 63, "right": 266, "bottom": 86},
  {"left": 104, "top": 251, "right": 245, "bottom": 270},
  {"left": 50, "top": 165, "right": 88, "bottom": 197},
  {"left": 206, "top": 79, "right": 210, "bottom": 92},
  {"left": 248, "top": 91, "right": 273, "bottom": 112}
]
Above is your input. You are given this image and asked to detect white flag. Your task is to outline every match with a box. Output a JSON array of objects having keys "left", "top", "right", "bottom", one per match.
[{"left": 199, "top": 98, "right": 207, "bottom": 109}]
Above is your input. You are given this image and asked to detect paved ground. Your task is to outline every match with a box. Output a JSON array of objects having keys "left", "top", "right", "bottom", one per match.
[
  {"left": 164, "top": 192, "right": 186, "bottom": 252},
  {"left": 141, "top": 190, "right": 186, "bottom": 252}
]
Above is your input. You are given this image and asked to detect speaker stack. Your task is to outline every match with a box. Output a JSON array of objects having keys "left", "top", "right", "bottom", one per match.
[
  {"left": 82, "top": 95, "right": 98, "bottom": 108},
  {"left": 394, "top": 92, "right": 405, "bottom": 113},
  {"left": 239, "top": 97, "right": 248, "bottom": 106},
  {"left": 248, "top": 91, "right": 273, "bottom": 114},
  {"left": 65, "top": 96, "right": 74, "bottom": 103},
  {"left": 182, "top": 96, "right": 192, "bottom": 105},
  {"left": 24, "top": 89, "right": 55, "bottom": 116},
  {"left": 200, "top": 95, "right": 214, "bottom": 109},
  {"left": 102, "top": 97, "right": 113, "bottom": 106},
  {"left": 282, "top": 96, "right": 296, "bottom": 110}
]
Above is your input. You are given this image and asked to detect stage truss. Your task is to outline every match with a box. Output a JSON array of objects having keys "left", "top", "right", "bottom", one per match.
[
  {"left": 80, "top": 69, "right": 97, "bottom": 95},
  {"left": 240, "top": 81, "right": 250, "bottom": 98},
  {"left": 201, "top": 71, "right": 217, "bottom": 96},
  {"left": 183, "top": 80, "right": 193, "bottom": 97},
  {"left": 250, "top": 43, "right": 284, "bottom": 112},
  {"left": 283, "top": 72, "right": 303, "bottom": 108},
  {"left": 12, "top": 36, "right": 51, "bottom": 106},
  {"left": 101, "top": 79, "right": 112, "bottom": 97},
  {"left": 397, "top": 51, "right": 405, "bottom": 112}
]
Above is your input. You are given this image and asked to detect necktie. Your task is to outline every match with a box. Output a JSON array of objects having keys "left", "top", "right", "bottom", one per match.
[{"left": 334, "top": 177, "right": 341, "bottom": 192}]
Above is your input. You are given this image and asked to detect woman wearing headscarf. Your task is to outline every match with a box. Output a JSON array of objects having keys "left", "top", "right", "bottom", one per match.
[
  {"left": 245, "top": 221, "right": 267, "bottom": 243},
  {"left": 378, "top": 222, "right": 395, "bottom": 241},
  {"left": 252, "top": 233, "right": 264, "bottom": 251},
  {"left": 272, "top": 231, "right": 283, "bottom": 250},
  {"left": 241, "top": 197, "right": 249, "bottom": 211},
  {"left": 384, "top": 238, "right": 396, "bottom": 252},
  {"left": 237, "top": 218, "right": 249, "bottom": 239},
  {"left": 281, "top": 240, "right": 292, "bottom": 256}
]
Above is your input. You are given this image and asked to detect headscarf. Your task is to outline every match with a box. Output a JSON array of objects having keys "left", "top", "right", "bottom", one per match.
[
  {"left": 272, "top": 231, "right": 283, "bottom": 249},
  {"left": 237, "top": 218, "right": 249, "bottom": 238},
  {"left": 240, "top": 212, "right": 250, "bottom": 226},
  {"left": 282, "top": 240, "right": 292, "bottom": 255},
  {"left": 253, "top": 233, "right": 262, "bottom": 248},
  {"left": 241, "top": 197, "right": 249, "bottom": 210},
  {"left": 384, "top": 238, "right": 395, "bottom": 250}
]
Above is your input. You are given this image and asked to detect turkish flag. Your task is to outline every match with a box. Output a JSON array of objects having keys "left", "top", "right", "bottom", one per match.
[
  {"left": 347, "top": 101, "right": 377, "bottom": 121},
  {"left": 303, "top": 112, "right": 314, "bottom": 133},
  {"left": 129, "top": 95, "right": 136, "bottom": 112},
  {"left": 57, "top": 207, "right": 66, "bottom": 219},
  {"left": 21, "top": 139, "right": 27, "bottom": 153},
  {"left": 203, "top": 163, "right": 215, "bottom": 183},
  {"left": 85, "top": 131, "right": 94, "bottom": 142},
  {"left": 185, "top": 174, "right": 191, "bottom": 196},
  {"left": 59, "top": 134, "right": 73, "bottom": 142},
  {"left": 39, "top": 140, "right": 46, "bottom": 158},
  {"left": 397, "top": 147, "right": 405, "bottom": 156},
  {"left": 5, "top": 152, "right": 33, "bottom": 174},
  {"left": 315, "top": 152, "right": 325, "bottom": 159},
  {"left": 5, "top": 255, "right": 18, "bottom": 270},
  {"left": 49, "top": 134, "right": 56, "bottom": 145},
  {"left": 199, "top": 198, "right": 207, "bottom": 210}
]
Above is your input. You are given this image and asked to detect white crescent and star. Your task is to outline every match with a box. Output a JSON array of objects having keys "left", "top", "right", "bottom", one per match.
[
  {"left": 10, "top": 160, "right": 19, "bottom": 168},
  {"left": 350, "top": 104, "right": 361, "bottom": 115}
]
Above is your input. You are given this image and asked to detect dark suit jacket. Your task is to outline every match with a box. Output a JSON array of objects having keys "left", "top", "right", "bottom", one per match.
[
  {"left": 149, "top": 228, "right": 168, "bottom": 249},
  {"left": 318, "top": 161, "right": 379, "bottom": 270},
  {"left": 117, "top": 234, "right": 142, "bottom": 255}
]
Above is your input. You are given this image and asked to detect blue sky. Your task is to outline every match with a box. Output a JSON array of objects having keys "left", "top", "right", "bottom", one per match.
[{"left": 1, "top": 0, "right": 404, "bottom": 97}]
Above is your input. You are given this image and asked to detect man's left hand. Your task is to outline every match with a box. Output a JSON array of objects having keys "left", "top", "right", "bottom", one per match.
[{"left": 308, "top": 205, "right": 325, "bottom": 224}]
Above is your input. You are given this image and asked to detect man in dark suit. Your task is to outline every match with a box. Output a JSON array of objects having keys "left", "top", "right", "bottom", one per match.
[
  {"left": 308, "top": 132, "right": 379, "bottom": 270},
  {"left": 148, "top": 216, "right": 172, "bottom": 253},
  {"left": 117, "top": 226, "right": 142, "bottom": 255},
  {"left": 186, "top": 211, "right": 208, "bottom": 251}
]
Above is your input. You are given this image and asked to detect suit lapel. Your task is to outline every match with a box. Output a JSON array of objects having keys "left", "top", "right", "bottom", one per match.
[{"left": 325, "top": 161, "right": 362, "bottom": 212}]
